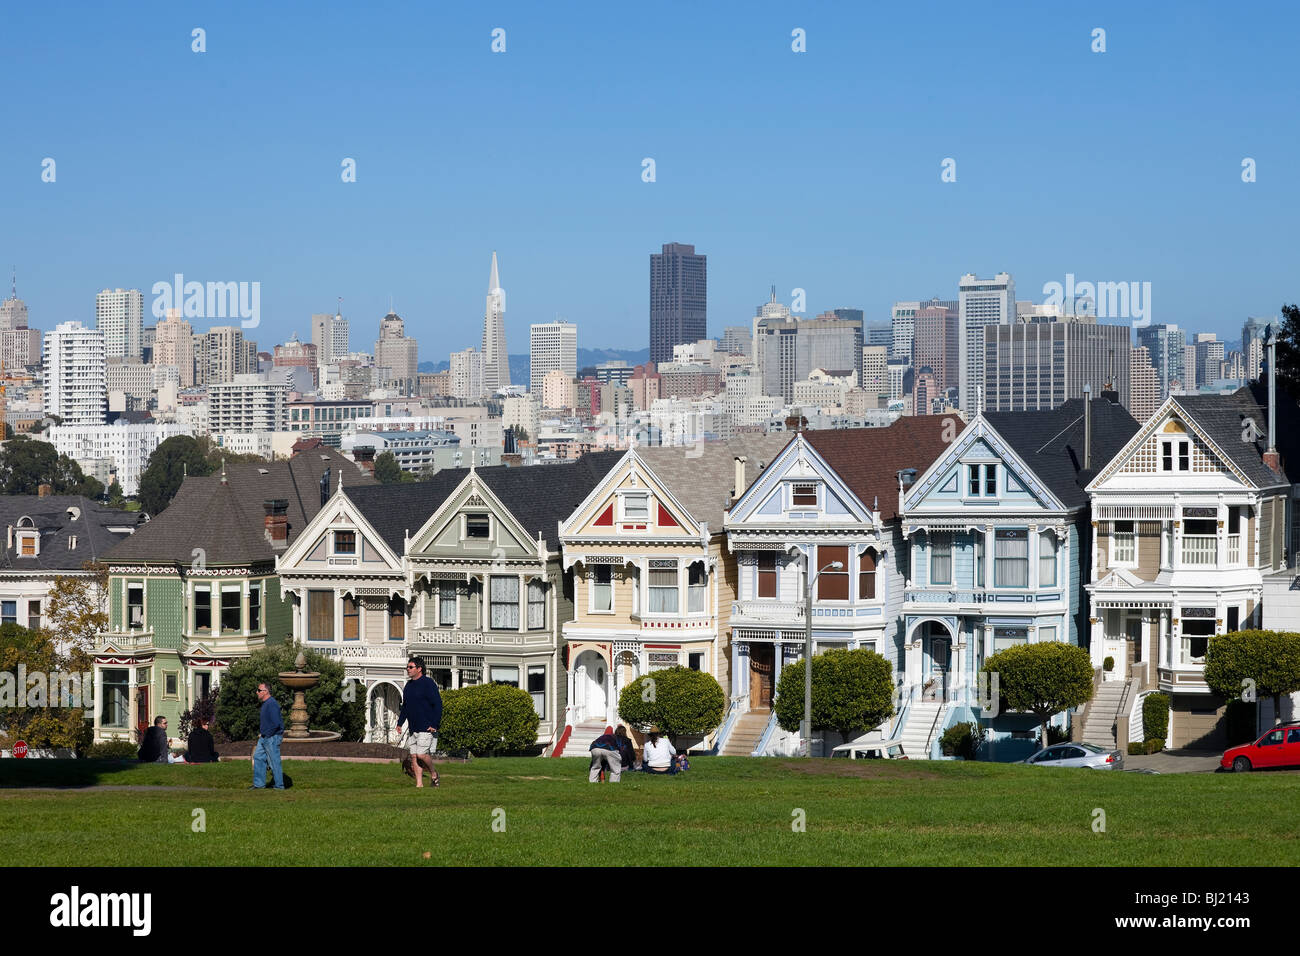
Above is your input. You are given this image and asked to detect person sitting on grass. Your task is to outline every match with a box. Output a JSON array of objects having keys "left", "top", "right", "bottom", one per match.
[
  {"left": 186, "top": 717, "right": 220, "bottom": 763},
  {"left": 615, "top": 725, "right": 637, "bottom": 773},
  {"left": 641, "top": 726, "right": 677, "bottom": 774},
  {"left": 138, "top": 716, "right": 168, "bottom": 763}
]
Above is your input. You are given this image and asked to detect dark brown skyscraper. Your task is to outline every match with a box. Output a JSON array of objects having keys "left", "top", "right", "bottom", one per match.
[{"left": 649, "top": 242, "right": 706, "bottom": 364}]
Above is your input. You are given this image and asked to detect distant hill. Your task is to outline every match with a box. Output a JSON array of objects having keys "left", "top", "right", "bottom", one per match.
[{"left": 417, "top": 347, "right": 649, "bottom": 384}]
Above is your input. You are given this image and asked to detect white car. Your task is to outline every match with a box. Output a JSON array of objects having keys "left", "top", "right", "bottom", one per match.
[
  {"left": 829, "top": 738, "right": 909, "bottom": 760},
  {"left": 1020, "top": 742, "right": 1124, "bottom": 770}
]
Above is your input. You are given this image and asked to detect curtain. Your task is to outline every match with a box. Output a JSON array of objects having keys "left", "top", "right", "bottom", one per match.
[
  {"left": 995, "top": 531, "right": 1028, "bottom": 587},
  {"left": 649, "top": 569, "right": 678, "bottom": 613},
  {"left": 1039, "top": 532, "right": 1057, "bottom": 586},
  {"left": 490, "top": 576, "right": 520, "bottom": 629},
  {"left": 308, "top": 590, "right": 333, "bottom": 641},
  {"left": 527, "top": 580, "right": 546, "bottom": 629}
]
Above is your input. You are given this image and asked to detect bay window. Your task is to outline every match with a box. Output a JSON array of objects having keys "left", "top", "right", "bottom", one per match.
[
  {"left": 757, "top": 553, "right": 778, "bottom": 599},
  {"left": 101, "top": 669, "right": 129, "bottom": 728},
  {"left": 592, "top": 565, "right": 613, "bottom": 611},
  {"left": 308, "top": 589, "right": 334, "bottom": 641},
  {"left": 438, "top": 580, "right": 457, "bottom": 626},
  {"left": 688, "top": 563, "right": 706, "bottom": 612},
  {"left": 342, "top": 595, "right": 360, "bottom": 640},
  {"left": 1112, "top": 521, "right": 1135, "bottom": 564},
  {"left": 195, "top": 587, "right": 212, "bottom": 632},
  {"left": 817, "top": 546, "right": 849, "bottom": 600},
  {"left": 858, "top": 548, "right": 876, "bottom": 600},
  {"left": 527, "top": 580, "right": 546, "bottom": 630},
  {"left": 221, "top": 587, "right": 242, "bottom": 633}
]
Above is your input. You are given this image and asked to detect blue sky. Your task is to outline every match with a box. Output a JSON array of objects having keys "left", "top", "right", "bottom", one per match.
[{"left": 3, "top": 1, "right": 1297, "bottom": 358}]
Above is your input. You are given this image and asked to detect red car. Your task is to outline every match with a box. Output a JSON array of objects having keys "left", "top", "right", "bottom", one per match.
[{"left": 1221, "top": 723, "right": 1300, "bottom": 772}]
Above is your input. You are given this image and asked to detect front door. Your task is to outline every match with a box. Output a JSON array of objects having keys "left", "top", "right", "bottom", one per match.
[
  {"left": 749, "top": 643, "right": 774, "bottom": 708},
  {"left": 135, "top": 683, "right": 150, "bottom": 741},
  {"left": 929, "top": 637, "right": 950, "bottom": 701},
  {"left": 1103, "top": 610, "right": 1128, "bottom": 681},
  {"left": 574, "top": 651, "right": 607, "bottom": 722}
]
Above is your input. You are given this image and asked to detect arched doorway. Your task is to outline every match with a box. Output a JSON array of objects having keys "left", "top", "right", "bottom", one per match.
[
  {"left": 573, "top": 650, "right": 608, "bottom": 723},
  {"left": 906, "top": 618, "right": 957, "bottom": 702},
  {"left": 368, "top": 682, "right": 402, "bottom": 743}
]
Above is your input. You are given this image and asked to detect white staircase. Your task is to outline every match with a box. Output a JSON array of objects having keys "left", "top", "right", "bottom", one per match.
[
  {"left": 900, "top": 701, "right": 945, "bottom": 759},
  {"left": 1082, "top": 682, "right": 1128, "bottom": 748},
  {"left": 720, "top": 708, "right": 772, "bottom": 756},
  {"left": 558, "top": 722, "right": 610, "bottom": 757}
]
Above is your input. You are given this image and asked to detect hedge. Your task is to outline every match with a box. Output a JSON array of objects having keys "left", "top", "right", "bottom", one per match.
[{"left": 438, "top": 683, "right": 540, "bottom": 756}]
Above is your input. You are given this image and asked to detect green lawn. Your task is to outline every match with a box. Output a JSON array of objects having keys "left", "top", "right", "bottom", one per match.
[{"left": 1, "top": 756, "right": 1295, "bottom": 866}]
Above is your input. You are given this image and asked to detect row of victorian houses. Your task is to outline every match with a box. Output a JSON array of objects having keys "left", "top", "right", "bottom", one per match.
[{"left": 84, "top": 384, "right": 1300, "bottom": 759}]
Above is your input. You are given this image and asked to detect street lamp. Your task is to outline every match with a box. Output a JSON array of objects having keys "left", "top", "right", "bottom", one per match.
[{"left": 803, "top": 553, "right": 844, "bottom": 758}]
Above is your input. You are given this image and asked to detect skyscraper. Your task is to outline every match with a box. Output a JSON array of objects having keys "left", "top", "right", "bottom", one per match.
[
  {"left": 1129, "top": 346, "right": 1161, "bottom": 422},
  {"left": 1135, "top": 324, "right": 1186, "bottom": 398},
  {"left": 153, "top": 310, "right": 195, "bottom": 387},
  {"left": 312, "top": 310, "right": 349, "bottom": 368},
  {"left": 529, "top": 321, "right": 578, "bottom": 394},
  {"left": 0, "top": 269, "right": 29, "bottom": 332},
  {"left": 1243, "top": 316, "right": 1270, "bottom": 383},
  {"left": 649, "top": 243, "right": 707, "bottom": 365},
  {"left": 374, "top": 311, "right": 418, "bottom": 389},
  {"left": 95, "top": 288, "right": 144, "bottom": 361},
  {"left": 482, "top": 252, "right": 510, "bottom": 393},
  {"left": 912, "top": 302, "right": 959, "bottom": 396},
  {"left": 43, "top": 321, "right": 107, "bottom": 425},
  {"left": 958, "top": 273, "right": 1015, "bottom": 414},
  {"left": 753, "top": 293, "right": 862, "bottom": 402},
  {"left": 983, "top": 317, "right": 1131, "bottom": 412},
  {"left": 450, "top": 347, "right": 484, "bottom": 401}
]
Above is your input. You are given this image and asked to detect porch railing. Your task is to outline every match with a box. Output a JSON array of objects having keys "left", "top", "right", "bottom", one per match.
[
  {"left": 1181, "top": 535, "right": 1217, "bottom": 566},
  {"left": 731, "top": 600, "right": 805, "bottom": 623}
]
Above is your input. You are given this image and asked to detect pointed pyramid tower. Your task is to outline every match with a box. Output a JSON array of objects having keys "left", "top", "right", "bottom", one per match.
[{"left": 482, "top": 251, "right": 510, "bottom": 393}]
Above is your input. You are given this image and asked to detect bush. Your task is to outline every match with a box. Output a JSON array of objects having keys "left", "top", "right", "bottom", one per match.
[
  {"left": 214, "top": 644, "right": 364, "bottom": 741},
  {"left": 438, "top": 683, "right": 540, "bottom": 756},
  {"left": 84, "top": 740, "right": 139, "bottom": 760},
  {"left": 1047, "top": 724, "right": 1071, "bottom": 745},
  {"left": 618, "top": 667, "right": 725, "bottom": 741},
  {"left": 1127, "top": 741, "right": 1144, "bottom": 755},
  {"left": 772, "top": 648, "right": 894, "bottom": 741},
  {"left": 1144, "top": 738, "right": 1164, "bottom": 754},
  {"left": 982, "top": 642, "right": 1093, "bottom": 748},
  {"left": 1103, "top": 656, "right": 1114, "bottom": 671},
  {"left": 939, "top": 721, "right": 981, "bottom": 759},
  {"left": 1142, "top": 693, "right": 1170, "bottom": 745}
]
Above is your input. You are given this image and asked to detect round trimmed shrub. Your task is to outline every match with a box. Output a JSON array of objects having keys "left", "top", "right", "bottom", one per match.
[
  {"left": 773, "top": 648, "right": 895, "bottom": 741},
  {"left": 439, "top": 683, "right": 540, "bottom": 756},
  {"left": 618, "top": 667, "right": 725, "bottom": 741}
]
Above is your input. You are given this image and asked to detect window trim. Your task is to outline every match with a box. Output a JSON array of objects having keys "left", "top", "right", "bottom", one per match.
[
  {"left": 126, "top": 581, "right": 145, "bottom": 630},
  {"left": 621, "top": 492, "right": 651, "bottom": 523},
  {"left": 1111, "top": 520, "right": 1137, "bottom": 568},
  {"left": 1038, "top": 531, "right": 1058, "bottom": 587},
  {"left": 437, "top": 580, "right": 458, "bottom": 628},
  {"left": 994, "top": 528, "right": 1030, "bottom": 589},
  {"left": 790, "top": 482, "right": 819, "bottom": 509},
  {"left": 307, "top": 588, "right": 335, "bottom": 642},
  {"left": 527, "top": 579, "right": 547, "bottom": 631},
  {"left": 930, "top": 534, "right": 953, "bottom": 587},
  {"left": 162, "top": 669, "right": 181, "bottom": 700},
  {"left": 756, "top": 553, "right": 778, "bottom": 600},
  {"left": 463, "top": 513, "right": 492, "bottom": 541},
  {"left": 489, "top": 575, "right": 521, "bottom": 631},
  {"left": 331, "top": 530, "right": 357, "bottom": 556},
  {"left": 219, "top": 585, "right": 243, "bottom": 634},
  {"left": 646, "top": 565, "right": 680, "bottom": 615}
]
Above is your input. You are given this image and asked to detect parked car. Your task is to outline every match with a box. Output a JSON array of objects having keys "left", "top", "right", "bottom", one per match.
[
  {"left": 1020, "top": 742, "right": 1124, "bottom": 770},
  {"left": 1221, "top": 723, "right": 1300, "bottom": 772},
  {"left": 830, "top": 738, "right": 908, "bottom": 760}
]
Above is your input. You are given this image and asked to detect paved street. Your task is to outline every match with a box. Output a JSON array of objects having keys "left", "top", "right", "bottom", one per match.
[{"left": 1123, "top": 749, "right": 1222, "bottom": 773}]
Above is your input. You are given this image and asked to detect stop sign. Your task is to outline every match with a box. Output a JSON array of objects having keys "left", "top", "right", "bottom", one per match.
[{"left": 13, "top": 740, "right": 27, "bottom": 758}]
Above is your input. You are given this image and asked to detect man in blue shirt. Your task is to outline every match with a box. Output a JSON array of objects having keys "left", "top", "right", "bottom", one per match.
[
  {"left": 250, "top": 682, "right": 284, "bottom": 790},
  {"left": 396, "top": 656, "right": 442, "bottom": 789}
]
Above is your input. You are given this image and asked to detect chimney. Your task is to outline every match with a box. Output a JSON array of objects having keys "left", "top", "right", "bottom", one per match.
[
  {"left": 733, "top": 456, "right": 748, "bottom": 504},
  {"left": 264, "top": 499, "right": 289, "bottom": 549},
  {"left": 38, "top": 483, "right": 52, "bottom": 498},
  {"left": 1083, "top": 384, "right": 1092, "bottom": 471},
  {"left": 1265, "top": 326, "right": 1281, "bottom": 473},
  {"left": 897, "top": 468, "right": 917, "bottom": 516}
]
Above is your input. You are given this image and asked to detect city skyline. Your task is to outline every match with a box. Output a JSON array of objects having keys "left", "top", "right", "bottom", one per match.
[{"left": 3, "top": 3, "right": 1296, "bottom": 352}]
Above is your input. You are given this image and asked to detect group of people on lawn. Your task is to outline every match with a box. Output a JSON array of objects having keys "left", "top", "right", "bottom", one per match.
[{"left": 135, "top": 656, "right": 688, "bottom": 788}]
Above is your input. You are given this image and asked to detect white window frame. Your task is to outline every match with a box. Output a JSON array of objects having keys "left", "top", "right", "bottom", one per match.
[
  {"left": 126, "top": 581, "right": 146, "bottom": 630},
  {"left": 463, "top": 513, "right": 492, "bottom": 542},
  {"left": 330, "top": 529, "right": 358, "bottom": 557},
  {"left": 1038, "top": 531, "right": 1058, "bottom": 588},
  {"left": 966, "top": 462, "right": 997, "bottom": 498},
  {"left": 1111, "top": 520, "right": 1137, "bottom": 567},
  {"left": 621, "top": 492, "right": 650, "bottom": 523},
  {"left": 589, "top": 565, "right": 614, "bottom": 614},
  {"left": 437, "top": 580, "right": 458, "bottom": 627},
  {"left": 789, "top": 482, "right": 820, "bottom": 511},
  {"left": 646, "top": 563, "right": 680, "bottom": 616},
  {"left": 17, "top": 532, "right": 38, "bottom": 557},
  {"left": 1161, "top": 438, "right": 1191, "bottom": 472},
  {"left": 193, "top": 584, "right": 213, "bottom": 635}
]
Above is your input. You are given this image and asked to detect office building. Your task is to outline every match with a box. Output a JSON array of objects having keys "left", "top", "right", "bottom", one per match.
[
  {"left": 273, "top": 335, "right": 319, "bottom": 388},
  {"left": 208, "top": 376, "right": 289, "bottom": 433},
  {"left": 862, "top": 346, "right": 888, "bottom": 397},
  {"left": 43, "top": 322, "right": 107, "bottom": 425},
  {"left": 153, "top": 311, "right": 195, "bottom": 387},
  {"left": 374, "top": 311, "right": 418, "bottom": 388},
  {"left": 530, "top": 321, "right": 578, "bottom": 394},
  {"left": 912, "top": 302, "right": 959, "bottom": 395},
  {"left": 95, "top": 288, "right": 144, "bottom": 361},
  {"left": 312, "top": 311, "right": 350, "bottom": 368},
  {"left": 720, "top": 326, "right": 752, "bottom": 358},
  {"left": 650, "top": 242, "right": 707, "bottom": 365},
  {"left": 450, "top": 347, "right": 485, "bottom": 401},
  {"left": 195, "top": 326, "right": 254, "bottom": 386},
  {"left": 1135, "top": 323, "right": 1186, "bottom": 398},
  {"left": 755, "top": 295, "right": 862, "bottom": 403},
  {"left": 0, "top": 272, "right": 29, "bottom": 332},
  {"left": 958, "top": 273, "right": 1015, "bottom": 413},
  {"left": 1129, "top": 346, "right": 1161, "bottom": 421},
  {"left": 482, "top": 252, "right": 510, "bottom": 392},
  {"left": 1243, "top": 316, "right": 1270, "bottom": 383},
  {"left": 983, "top": 317, "right": 1131, "bottom": 412}
]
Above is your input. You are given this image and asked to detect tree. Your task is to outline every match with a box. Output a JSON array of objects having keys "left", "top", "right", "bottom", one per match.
[
  {"left": 106, "top": 480, "right": 125, "bottom": 509},
  {"left": 374, "top": 451, "right": 403, "bottom": 484},
  {"left": 439, "top": 683, "right": 540, "bottom": 755},
  {"left": 43, "top": 564, "right": 109, "bottom": 660},
  {"left": 0, "top": 435, "right": 104, "bottom": 498},
  {"left": 982, "top": 642, "right": 1093, "bottom": 748},
  {"left": 137, "top": 435, "right": 213, "bottom": 515},
  {"left": 1270, "top": 304, "right": 1300, "bottom": 394},
  {"left": 1204, "top": 629, "right": 1300, "bottom": 726},
  {"left": 773, "top": 648, "right": 895, "bottom": 744},
  {"left": 0, "top": 623, "right": 93, "bottom": 751},
  {"left": 214, "top": 644, "right": 364, "bottom": 741},
  {"left": 618, "top": 666, "right": 726, "bottom": 742}
]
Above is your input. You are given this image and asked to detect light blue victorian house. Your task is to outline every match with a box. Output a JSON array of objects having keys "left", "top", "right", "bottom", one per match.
[{"left": 899, "top": 395, "right": 1139, "bottom": 759}]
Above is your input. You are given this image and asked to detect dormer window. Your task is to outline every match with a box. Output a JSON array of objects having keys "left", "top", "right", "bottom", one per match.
[
  {"left": 1161, "top": 439, "right": 1190, "bottom": 472},
  {"left": 791, "top": 483, "right": 818, "bottom": 507},
  {"left": 18, "top": 533, "right": 37, "bottom": 556},
  {"left": 466, "top": 514, "right": 491, "bottom": 539},
  {"left": 968, "top": 463, "right": 997, "bottom": 497},
  {"left": 333, "top": 531, "right": 356, "bottom": 554},
  {"left": 67, "top": 535, "right": 77, "bottom": 550},
  {"left": 623, "top": 493, "right": 650, "bottom": 522}
]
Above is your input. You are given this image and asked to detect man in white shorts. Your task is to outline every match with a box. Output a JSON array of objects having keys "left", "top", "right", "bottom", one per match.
[{"left": 396, "top": 656, "right": 442, "bottom": 788}]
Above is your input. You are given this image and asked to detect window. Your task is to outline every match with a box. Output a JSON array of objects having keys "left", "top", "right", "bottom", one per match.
[
  {"left": 249, "top": 585, "right": 261, "bottom": 632},
  {"left": 930, "top": 534, "right": 953, "bottom": 586},
  {"left": 527, "top": 580, "right": 546, "bottom": 629},
  {"left": 792, "top": 483, "right": 817, "bottom": 506},
  {"left": 974, "top": 534, "right": 985, "bottom": 587},
  {"left": 101, "top": 669, "right": 129, "bottom": 728},
  {"left": 1262, "top": 729, "right": 1285, "bottom": 746},
  {"left": 389, "top": 598, "right": 405, "bottom": 641},
  {"left": 688, "top": 563, "right": 706, "bottom": 612},
  {"left": 986, "top": 464, "right": 997, "bottom": 496},
  {"left": 308, "top": 590, "right": 334, "bottom": 641},
  {"left": 1039, "top": 625, "right": 1057, "bottom": 643},
  {"left": 858, "top": 549, "right": 876, "bottom": 600},
  {"left": 438, "top": 580, "right": 457, "bottom": 626},
  {"left": 466, "top": 514, "right": 490, "bottom": 539},
  {"left": 490, "top": 665, "right": 519, "bottom": 687},
  {"left": 817, "top": 546, "right": 849, "bottom": 600},
  {"left": 1, "top": 601, "right": 15, "bottom": 626},
  {"left": 164, "top": 671, "right": 179, "bottom": 698},
  {"left": 127, "top": 584, "right": 144, "bottom": 628},
  {"left": 333, "top": 531, "right": 356, "bottom": 554},
  {"left": 757, "top": 553, "right": 778, "bottom": 599},
  {"left": 195, "top": 587, "right": 212, "bottom": 631},
  {"left": 527, "top": 664, "right": 546, "bottom": 718},
  {"left": 968, "top": 463, "right": 997, "bottom": 496},
  {"left": 490, "top": 576, "right": 520, "bottom": 629},
  {"left": 19, "top": 534, "right": 36, "bottom": 556},
  {"left": 688, "top": 652, "right": 704, "bottom": 671},
  {"left": 995, "top": 530, "right": 1029, "bottom": 587},
  {"left": 221, "top": 588, "right": 242, "bottom": 633},
  {"left": 592, "top": 565, "right": 613, "bottom": 612},
  {"left": 1181, "top": 618, "right": 1214, "bottom": 662},
  {"left": 993, "top": 627, "right": 1028, "bottom": 651},
  {"left": 1161, "top": 439, "right": 1190, "bottom": 471},
  {"left": 969, "top": 465, "right": 980, "bottom": 497},
  {"left": 1227, "top": 606, "right": 1239, "bottom": 633},
  {"left": 1228, "top": 507, "right": 1241, "bottom": 534},
  {"left": 1112, "top": 521, "right": 1135, "bottom": 564},
  {"left": 623, "top": 493, "right": 649, "bottom": 521},
  {"left": 648, "top": 567, "right": 679, "bottom": 613},
  {"left": 342, "top": 595, "right": 360, "bottom": 640},
  {"left": 27, "top": 600, "right": 40, "bottom": 631},
  {"left": 195, "top": 671, "right": 212, "bottom": 701},
  {"left": 1039, "top": 532, "right": 1057, "bottom": 587}
]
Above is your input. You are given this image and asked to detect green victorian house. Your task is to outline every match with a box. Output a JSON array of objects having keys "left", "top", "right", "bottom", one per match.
[{"left": 91, "top": 449, "right": 373, "bottom": 746}]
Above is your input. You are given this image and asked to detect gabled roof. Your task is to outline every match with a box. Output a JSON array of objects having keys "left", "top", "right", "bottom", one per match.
[
  {"left": 104, "top": 448, "right": 375, "bottom": 566},
  {"left": 637, "top": 435, "right": 792, "bottom": 532},
  {"left": 984, "top": 398, "right": 1140, "bottom": 510},
  {"left": 802, "top": 417, "right": 956, "bottom": 520},
  {"left": 0, "top": 496, "right": 143, "bottom": 572},
  {"left": 1170, "top": 388, "right": 1295, "bottom": 488}
]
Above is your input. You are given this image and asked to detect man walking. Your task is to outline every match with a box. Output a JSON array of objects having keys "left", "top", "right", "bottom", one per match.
[
  {"left": 250, "top": 682, "right": 284, "bottom": 790},
  {"left": 396, "top": 656, "right": 442, "bottom": 788}
]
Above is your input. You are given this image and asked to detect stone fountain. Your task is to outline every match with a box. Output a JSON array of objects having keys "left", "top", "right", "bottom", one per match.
[{"left": 278, "top": 651, "right": 341, "bottom": 743}]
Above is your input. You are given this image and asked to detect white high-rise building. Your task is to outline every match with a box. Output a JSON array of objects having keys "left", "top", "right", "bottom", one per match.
[
  {"left": 958, "top": 272, "right": 1015, "bottom": 414},
  {"left": 47, "top": 421, "right": 194, "bottom": 496},
  {"left": 208, "top": 375, "right": 289, "bottom": 433},
  {"left": 450, "top": 348, "right": 484, "bottom": 401},
  {"left": 482, "top": 252, "right": 510, "bottom": 393},
  {"left": 529, "top": 321, "right": 577, "bottom": 394},
  {"left": 313, "top": 310, "right": 350, "bottom": 368},
  {"left": 43, "top": 321, "right": 107, "bottom": 425},
  {"left": 95, "top": 288, "right": 144, "bottom": 361},
  {"left": 374, "top": 311, "right": 418, "bottom": 388}
]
